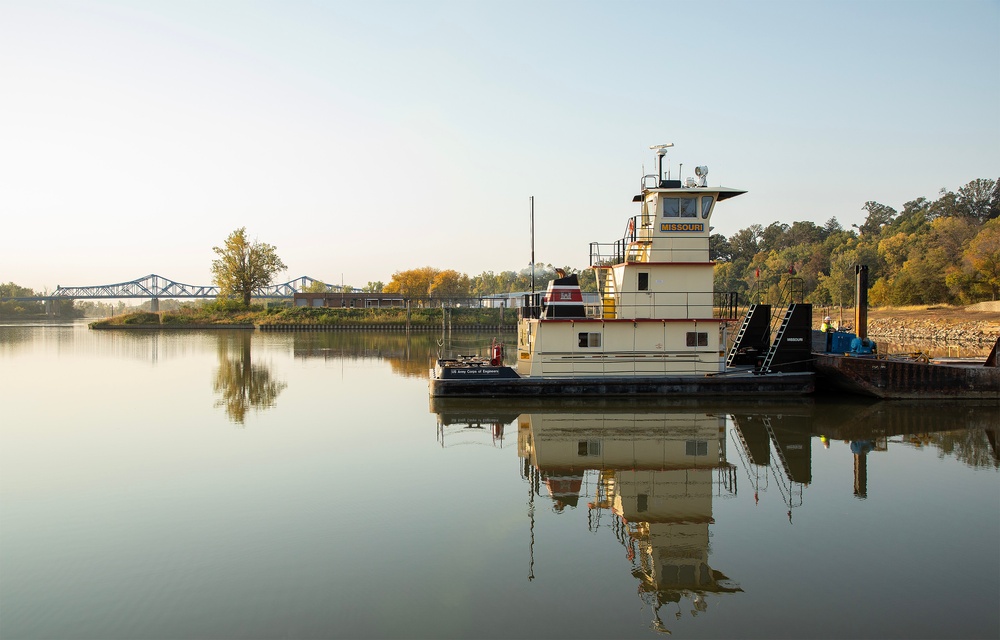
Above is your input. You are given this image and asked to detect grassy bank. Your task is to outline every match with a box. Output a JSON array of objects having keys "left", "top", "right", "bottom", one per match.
[
  {"left": 90, "top": 303, "right": 517, "bottom": 329},
  {"left": 90, "top": 302, "right": 999, "bottom": 339}
]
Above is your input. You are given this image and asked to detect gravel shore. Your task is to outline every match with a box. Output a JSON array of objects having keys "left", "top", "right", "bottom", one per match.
[{"left": 820, "top": 304, "right": 1000, "bottom": 347}]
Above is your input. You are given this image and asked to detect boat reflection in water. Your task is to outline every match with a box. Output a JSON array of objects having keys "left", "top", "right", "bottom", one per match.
[
  {"left": 518, "top": 404, "right": 744, "bottom": 632},
  {"left": 430, "top": 397, "right": 998, "bottom": 634}
]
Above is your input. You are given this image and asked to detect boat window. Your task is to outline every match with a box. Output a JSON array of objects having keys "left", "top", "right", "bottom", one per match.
[
  {"left": 577, "top": 440, "right": 601, "bottom": 456},
  {"left": 685, "top": 440, "right": 708, "bottom": 456},
  {"left": 637, "top": 494, "right": 648, "bottom": 513},
  {"left": 638, "top": 273, "right": 649, "bottom": 291},
  {"left": 680, "top": 198, "right": 697, "bottom": 217},
  {"left": 578, "top": 332, "right": 602, "bottom": 348},
  {"left": 701, "top": 196, "right": 715, "bottom": 219},
  {"left": 686, "top": 331, "right": 708, "bottom": 347},
  {"left": 662, "top": 198, "right": 680, "bottom": 217}
]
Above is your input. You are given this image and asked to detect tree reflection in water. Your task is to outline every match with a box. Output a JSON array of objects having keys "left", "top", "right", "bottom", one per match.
[{"left": 213, "top": 332, "right": 286, "bottom": 424}]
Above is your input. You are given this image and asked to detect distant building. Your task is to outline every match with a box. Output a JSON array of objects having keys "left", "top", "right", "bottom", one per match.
[
  {"left": 293, "top": 290, "right": 600, "bottom": 311},
  {"left": 293, "top": 292, "right": 405, "bottom": 309}
]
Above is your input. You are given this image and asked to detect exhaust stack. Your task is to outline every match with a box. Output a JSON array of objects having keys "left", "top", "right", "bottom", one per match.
[{"left": 855, "top": 265, "right": 869, "bottom": 340}]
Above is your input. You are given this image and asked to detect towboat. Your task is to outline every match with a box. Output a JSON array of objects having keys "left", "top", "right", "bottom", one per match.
[{"left": 429, "top": 145, "right": 815, "bottom": 397}]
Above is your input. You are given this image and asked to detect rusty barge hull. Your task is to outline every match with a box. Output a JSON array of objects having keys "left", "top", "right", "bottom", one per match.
[{"left": 813, "top": 353, "right": 1000, "bottom": 401}]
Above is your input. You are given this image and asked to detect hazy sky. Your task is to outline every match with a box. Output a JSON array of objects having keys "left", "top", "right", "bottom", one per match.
[{"left": 2, "top": 0, "right": 998, "bottom": 292}]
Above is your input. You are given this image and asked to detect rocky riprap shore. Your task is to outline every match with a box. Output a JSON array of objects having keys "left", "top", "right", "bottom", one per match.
[{"left": 867, "top": 318, "right": 1000, "bottom": 346}]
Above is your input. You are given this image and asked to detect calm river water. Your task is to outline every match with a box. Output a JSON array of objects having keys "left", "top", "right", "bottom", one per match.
[{"left": 1, "top": 320, "right": 997, "bottom": 640}]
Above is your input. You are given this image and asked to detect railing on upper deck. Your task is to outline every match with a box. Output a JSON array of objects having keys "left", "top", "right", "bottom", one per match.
[
  {"left": 520, "top": 291, "right": 739, "bottom": 321},
  {"left": 590, "top": 241, "right": 710, "bottom": 265},
  {"left": 726, "top": 276, "right": 806, "bottom": 352},
  {"left": 519, "top": 293, "right": 543, "bottom": 320},
  {"left": 589, "top": 214, "right": 711, "bottom": 265},
  {"left": 742, "top": 276, "right": 804, "bottom": 309}
]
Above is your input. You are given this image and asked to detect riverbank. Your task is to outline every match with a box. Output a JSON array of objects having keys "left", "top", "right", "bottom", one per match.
[
  {"left": 858, "top": 305, "right": 999, "bottom": 347},
  {"left": 90, "top": 303, "right": 999, "bottom": 345},
  {"left": 89, "top": 306, "right": 517, "bottom": 331}
]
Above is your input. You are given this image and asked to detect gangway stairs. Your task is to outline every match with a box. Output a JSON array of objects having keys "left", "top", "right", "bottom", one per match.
[
  {"left": 760, "top": 305, "right": 795, "bottom": 372},
  {"left": 759, "top": 303, "right": 813, "bottom": 373},
  {"left": 726, "top": 304, "right": 772, "bottom": 367}
]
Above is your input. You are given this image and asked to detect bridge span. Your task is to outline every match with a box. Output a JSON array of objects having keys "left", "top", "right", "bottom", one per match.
[{"left": 3, "top": 274, "right": 339, "bottom": 312}]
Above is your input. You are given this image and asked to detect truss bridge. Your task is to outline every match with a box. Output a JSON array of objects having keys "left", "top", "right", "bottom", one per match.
[{"left": 4, "top": 274, "right": 336, "bottom": 311}]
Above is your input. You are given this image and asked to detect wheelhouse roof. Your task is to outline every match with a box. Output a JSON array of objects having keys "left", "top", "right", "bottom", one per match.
[{"left": 632, "top": 186, "right": 747, "bottom": 202}]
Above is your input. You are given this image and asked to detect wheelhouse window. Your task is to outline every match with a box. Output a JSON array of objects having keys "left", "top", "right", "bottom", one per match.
[
  {"left": 701, "top": 196, "right": 715, "bottom": 219},
  {"left": 686, "top": 332, "right": 709, "bottom": 347},
  {"left": 663, "top": 198, "right": 680, "bottom": 217},
  {"left": 681, "top": 198, "right": 697, "bottom": 217},
  {"left": 663, "top": 197, "right": 698, "bottom": 217},
  {"left": 578, "top": 332, "right": 602, "bottom": 348}
]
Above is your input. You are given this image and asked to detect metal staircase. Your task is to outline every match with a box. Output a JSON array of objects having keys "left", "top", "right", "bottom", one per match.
[
  {"left": 727, "top": 276, "right": 811, "bottom": 373},
  {"left": 598, "top": 267, "right": 617, "bottom": 319},
  {"left": 760, "top": 304, "right": 796, "bottom": 372},
  {"left": 726, "top": 303, "right": 771, "bottom": 367}
]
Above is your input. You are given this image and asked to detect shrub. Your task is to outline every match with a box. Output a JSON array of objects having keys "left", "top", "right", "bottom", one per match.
[
  {"left": 122, "top": 312, "right": 160, "bottom": 325},
  {"left": 160, "top": 314, "right": 196, "bottom": 324}
]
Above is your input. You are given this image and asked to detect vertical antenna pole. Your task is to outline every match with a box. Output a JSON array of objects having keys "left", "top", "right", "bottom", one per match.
[{"left": 530, "top": 196, "right": 535, "bottom": 298}]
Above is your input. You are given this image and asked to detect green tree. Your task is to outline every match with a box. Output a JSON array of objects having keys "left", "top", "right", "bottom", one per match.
[
  {"left": 728, "top": 224, "right": 763, "bottom": 263},
  {"left": 574, "top": 267, "right": 598, "bottom": 293},
  {"left": 858, "top": 201, "right": 897, "bottom": 236},
  {"left": 956, "top": 178, "right": 999, "bottom": 222},
  {"left": 962, "top": 218, "right": 1000, "bottom": 300},
  {"left": 384, "top": 267, "right": 439, "bottom": 302},
  {"left": 0, "top": 282, "right": 35, "bottom": 298},
  {"left": 429, "top": 269, "right": 471, "bottom": 301},
  {"left": 709, "top": 233, "right": 733, "bottom": 262},
  {"left": 0, "top": 282, "right": 44, "bottom": 317},
  {"left": 211, "top": 227, "right": 287, "bottom": 306},
  {"left": 877, "top": 232, "right": 911, "bottom": 278}
]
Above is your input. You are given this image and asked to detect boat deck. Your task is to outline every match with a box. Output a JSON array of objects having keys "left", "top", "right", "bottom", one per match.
[{"left": 429, "top": 368, "right": 814, "bottom": 398}]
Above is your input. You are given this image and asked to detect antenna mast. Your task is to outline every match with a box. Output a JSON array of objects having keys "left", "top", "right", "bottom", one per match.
[
  {"left": 530, "top": 196, "right": 535, "bottom": 297},
  {"left": 649, "top": 143, "right": 674, "bottom": 184}
]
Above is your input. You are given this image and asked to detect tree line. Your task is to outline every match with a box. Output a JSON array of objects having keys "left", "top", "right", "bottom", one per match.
[
  {"left": 4, "top": 178, "right": 997, "bottom": 316},
  {"left": 712, "top": 177, "right": 999, "bottom": 306},
  {"left": 381, "top": 177, "right": 999, "bottom": 307},
  {"left": 380, "top": 264, "right": 598, "bottom": 301},
  {"left": 0, "top": 283, "right": 81, "bottom": 318}
]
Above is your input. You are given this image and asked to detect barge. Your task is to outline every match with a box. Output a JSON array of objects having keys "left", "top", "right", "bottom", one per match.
[
  {"left": 812, "top": 265, "right": 1000, "bottom": 401},
  {"left": 429, "top": 144, "right": 814, "bottom": 398}
]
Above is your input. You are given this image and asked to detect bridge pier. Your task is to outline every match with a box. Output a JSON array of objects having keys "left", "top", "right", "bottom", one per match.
[
  {"left": 150, "top": 297, "right": 159, "bottom": 312},
  {"left": 45, "top": 300, "right": 54, "bottom": 316}
]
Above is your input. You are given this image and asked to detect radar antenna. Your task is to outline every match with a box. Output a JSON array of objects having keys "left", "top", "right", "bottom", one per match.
[{"left": 649, "top": 143, "right": 674, "bottom": 182}]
